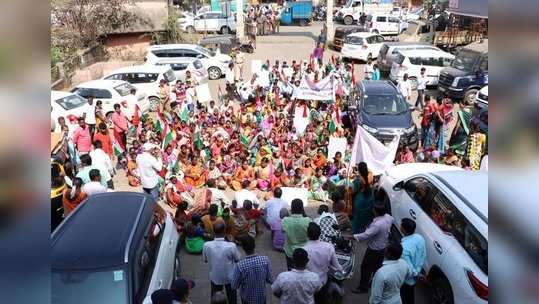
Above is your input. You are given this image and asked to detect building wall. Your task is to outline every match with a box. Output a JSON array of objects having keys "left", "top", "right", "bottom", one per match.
[{"left": 104, "top": 33, "right": 152, "bottom": 61}]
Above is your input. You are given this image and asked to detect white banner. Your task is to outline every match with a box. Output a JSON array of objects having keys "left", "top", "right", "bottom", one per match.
[
  {"left": 295, "top": 73, "right": 334, "bottom": 101},
  {"left": 350, "top": 126, "right": 400, "bottom": 175},
  {"left": 293, "top": 106, "right": 310, "bottom": 135},
  {"left": 251, "top": 60, "right": 262, "bottom": 76},
  {"left": 281, "top": 187, "right": 309, "bottom": 207},
  {"left": 327, "top": 137, "right": 347, "bottom": 159},
  {"left": 195, "top": 83, "right": 212, "bottom": 106}
]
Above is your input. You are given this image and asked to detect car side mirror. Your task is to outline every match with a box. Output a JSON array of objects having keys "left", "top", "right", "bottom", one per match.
[{"left": 393, "top": 181, "right": 404, "bottom": 191}]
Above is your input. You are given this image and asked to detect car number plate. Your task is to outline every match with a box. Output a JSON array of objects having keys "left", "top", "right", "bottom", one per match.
[{"left": 336, "top": 254, "right": 351, "bottom": 261}]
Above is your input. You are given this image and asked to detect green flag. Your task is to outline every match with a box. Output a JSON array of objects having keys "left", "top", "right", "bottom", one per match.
[
  {"left": 180, "top": 106, "right": 189, "bottom": 122},
  {"left": 194, "top": 130, "right": 204, "bottom": 150},
  {"left": 154, "top": 117, "right": 163, "bottom": 134},
  {"left": 162, "top": 130, "right": 174, "bottom": 149},
  {"left": 113, "top": 140, "right": 124, "bottom": 157},
  {"left": 329, "top": 119, "right": 336, "bottom": 134},
  {"left": 240, "top": 134, "right": 250, "bottom": 148}
]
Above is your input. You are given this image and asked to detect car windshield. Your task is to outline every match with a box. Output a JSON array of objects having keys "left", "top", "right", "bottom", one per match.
[
  {"left": 451, "top": 50, "right": 478, "bottom": 71},
  {"left": 363, "top": 94, "right": 408, "bottom": 115},
  {"left": 163, "top": 69, "right": 176, "bottom": 82},
  {"left": 52, "top": 269, "right": 128, "bottom": 304},
  {"left": 195, "top": 46, "right": 215, "bottom": 58},
  {"left": 55, "top": 94, "right": 87, "bottom": 110},
  {"left": 114, "top": 83, "right": 136, "bottom": 97},
  {"left": 345, "top": 36, "right": 364, "bottom": 45}
]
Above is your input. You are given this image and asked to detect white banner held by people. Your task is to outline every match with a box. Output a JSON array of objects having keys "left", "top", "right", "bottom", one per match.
[
  {"left": 281, "top": 187, "right": 309, "bottom": 207},
  {"left": 295, "top": 73, "right": 334, "bottom": 101},
  {"left": 327, "top": 137, "right": 347, "bottom": 159},
  {"left": 350, "top": 126, "right": 401, "bottom": 175}
]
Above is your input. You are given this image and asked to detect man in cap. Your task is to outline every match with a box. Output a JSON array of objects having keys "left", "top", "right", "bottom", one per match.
[
  {"left": 136, "top": 143, "right": 164, "bottom": 200},
  {"left": 271, "top": 248, "right": 322, "bottom": 303},
  {"left": 170, "top": 278, "right": 195, "bottom": 304},
  {"left": 151, "top": 288, "right": 174, "bottom": 304}
]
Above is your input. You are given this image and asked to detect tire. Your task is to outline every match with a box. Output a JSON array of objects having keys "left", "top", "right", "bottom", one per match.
[
  {"left": 343, "top": 15, "right": 354, "bottom": 25},
  {"left": 431, "top": 276, "right": 454, "bottom": 304},
  {"left": 149, "top": 96, "right": 160, "bottom": 112},
  {"left": 186, "top": 26, "right": 195, "bottom": 34},
  {"left": 299, "top": 19, "right": 307, "bottom": 26},
  {"left": 372, "top": 29, "right": 379, "bottom": 34},
  {"left": 208, "top": 66, "right": 222, "bottom": 80},
  {"left": 463, "top": 88, "right": 478, "bottom": 106},
  {"left": 220, "top": 26, "right": 230, "bottom": 35}
]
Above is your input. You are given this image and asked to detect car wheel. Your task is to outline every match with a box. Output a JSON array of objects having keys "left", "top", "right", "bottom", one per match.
[
  {"left": 431, "top": 276, "right": 454, "bottom": 304},
  {"left": 343, "top": 15, "right": 354, "bottom": 25},
  {"left": 220, "top": 26, "right": 230, "bottom": 35},
  {"left": 299, "top": 19, "right": 307, "bottom": 26},
  {"left": 186, "top": 26, "right": 195, "bottom": 34},
  {"left": 149, "top": 96, "right": 160, "bottom": 112},
  {"left": 464, "top": 88, "right": 478, "bottom": 106},
  {"left": 372, "top": 29, "right": 379, "bottom": 34},
  {"left": 208, "top": 66, "right": 222, "bottom": 80},
  {"left": 173, "top": 246, "right": 181, "bottom": 280}
]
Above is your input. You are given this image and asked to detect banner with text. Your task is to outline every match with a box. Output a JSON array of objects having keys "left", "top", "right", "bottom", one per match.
[{"left": 294, "top": 73, "right": 334, "bottom": 101}]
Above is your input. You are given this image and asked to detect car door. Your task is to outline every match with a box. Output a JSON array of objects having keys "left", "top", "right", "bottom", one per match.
[
  {"left": 368, "top": 35, "right": 384, "bottom": 58},
  {"left": 194, "top": 13, "right": 205, "bottom": 31},
  {"left": 376, "top": 16, "right": 387, "bottom": 33},
  {"left": 388, "top": 16, "right": 400, "bottom": 34},
  {"left": 143, "top": 205, "right": 170, "bottom": 301}
]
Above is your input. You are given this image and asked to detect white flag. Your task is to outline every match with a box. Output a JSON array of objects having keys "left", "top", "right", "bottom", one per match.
[{"left": 350, "top": 126, "right": 400, "bottom": 175}]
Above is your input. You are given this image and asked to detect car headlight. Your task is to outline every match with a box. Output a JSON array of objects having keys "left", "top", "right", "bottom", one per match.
[
  {"left": 362, "top": 124, "right": 378, "bottom": 133},
  {"left": 451, "top": 76, "right": 474, "bottom": 87},
  {"left": 404, "top": 125, "right": 416, "bottom": 134}
]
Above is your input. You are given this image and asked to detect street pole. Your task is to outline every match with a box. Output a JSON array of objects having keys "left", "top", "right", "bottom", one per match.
[
  {"left": 236, "top": 0, "right": 245, "bottom": 40},
  {"left": 326, "top": 0, "right": 334, "bottom": 41}
]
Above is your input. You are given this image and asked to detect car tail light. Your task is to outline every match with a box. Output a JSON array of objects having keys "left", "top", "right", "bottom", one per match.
[
  {"left": 66, "top": 114, "right": 78, "bottom": 124},
  {"left": 466, "top": 270, "right": 488, "bottom": 300},
  {"left": 362, "top": 45, "right": 368, "bottom": 49}
]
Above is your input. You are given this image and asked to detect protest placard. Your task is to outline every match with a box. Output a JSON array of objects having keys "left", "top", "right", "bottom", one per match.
[{"left": 281, "top": 187, "right": 309, "bottom": 207}]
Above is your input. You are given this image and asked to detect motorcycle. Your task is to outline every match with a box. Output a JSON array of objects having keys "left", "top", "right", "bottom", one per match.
[{"left": 326, "top": 226, "right": 357, "bottom": 303}]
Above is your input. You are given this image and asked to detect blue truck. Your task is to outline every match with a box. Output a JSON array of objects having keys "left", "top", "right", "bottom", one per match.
[
  {"left": 210, "top": 0, "right": 248, "bottom": 14},
  {"left": 280, "top": 1, "right": 313, "bottom": 26}
]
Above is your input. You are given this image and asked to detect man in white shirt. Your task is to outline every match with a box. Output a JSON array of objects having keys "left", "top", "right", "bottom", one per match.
[
  {"left": 90, "top": 140, "right": 114, "bottom": 188},
  {"left": 415, "top": 67, "right": 427, "bottom": 110},
  {"left": 185, "top": 84, "right": 196, "bottom": 111},
  {"left": 364, "top": 58, "right": 374, "bottom": 80},
  {"left": 272, "top": 248, "right": 322, "bottom": 304},
  {"left": 234, "top": 180, "right": 259, "bottom": 206},
  {"left": 263, "top": 187, "right": 288, "bottom": 226},
  {"left": 82, "top": 169, "right": 108, "bottom": 196},
  {"left": 397, "top": 73, "right": 412, "bottom": 101},
  {"left": 83, "top": 96, "right": 97, "bottom": 138},
  {"left": 136, "top": 143, "right": 163, "bottom": 200},
  {"left": 369, "top": 243, "right": 410, "bottom": 304},
  {"left": 303, "top": 222, "right": 343, "bottom": 303},
  {"left": 203, "top": 221, "right": 241, "bottom": 304},
  {"left": 207, "top": 178, "right": 230, "bottom": 207}
]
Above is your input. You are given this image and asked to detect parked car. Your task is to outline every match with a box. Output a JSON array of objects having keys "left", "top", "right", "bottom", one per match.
[
  {"left": 363, "top": 13, "right": 407, "bottom": 36},
  {"left": 102, "top": 65, "right": 176, "bottom": 112},
  {"left": 145, "top": 44, "right": 232, "bottom": 80},
  {"left": 353, "top": 80, "right": 418, "bottom": 149},
  {"left": 332, "top": 25, "right": 368, "bottom": 51},
  {"left": 377, "top": 164, "right": 488, "bottom": 304},
  {"left": 198, "top": 35, "right": 240, "bottom": 55},
  {"left": 377, "top": 41, "right": 439, "bottom": 73},
  {"left": 390, "top": 48, "right": 454, "bottom": 89},
  {"left": 50, "top": 91, "right": 88, "bottom": 133},
  {"left": 71, "top": 80, "right": 149, "bottom": 120},
  {"left": 280, "top": 1, "right": 312, "bottom": 26},
  {"left": 475, "top": 85, "right": 488, "bottom": 109},
  {"left": 52, "top": 192, "right": 181, "bottom": 304},
  {"left": 341, "top": 32, "right": 385, "bottom": 62},
  {"left": 335, "top": 0, "right": 393, "bottom": 25},
  {"left": 190, "top": 11, "right": 236, "bottom": 35},
  {"left": 177, "top": 11, "right": 195, "bottom": 33},
  {"left": 154, "top": 58, "right": 209, "bottom": 84},
  {"left": 438, "top": 39, "right": 488, "bottom": 104}
]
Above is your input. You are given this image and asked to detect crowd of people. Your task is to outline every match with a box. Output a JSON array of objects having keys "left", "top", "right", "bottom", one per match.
[
  {"left": 52, "top": 44, "right": 488, "bottom": 303},
  {"left": 244, "top": 4, "right": 281, "bottom": 50}
]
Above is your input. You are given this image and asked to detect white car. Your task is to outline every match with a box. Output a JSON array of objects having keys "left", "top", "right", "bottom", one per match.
[
  {"left": 191, "top": 11, "right": 236, "bottom": 35},
  {"left": 102, "top": 65, "right": 176, "bottom": 112},
  {"left": 177, "top": 11, "right": 195, "bottom": 33},
  {"left": 390, "top": 48, "right": 454, "bottom": 89},
  {"left": 475, "top": 85, "right": 488, "bottom": 109},
  {"left": 378, "top": 163, "right": 488, "bottom": 304},
  {"left": 51, "top": 91, "right": 88, "bottom": 133},
  {"left": 362, "top": 13, "right": 407, "bottom": 36},
  {"left": 196, "top": 5, "right": 211, "bottom": 15},
  {"left": 71, "top": 80, "right": 149, "bottom": 120},
  {"left": 153, "top": 58, "right": 209, "bottom": 84},
  {"left": 145, "top": 44, "right": 232, "bottom": 80},
  {"left": 341, "top": 32, "right": 385, "bottom": 62}
]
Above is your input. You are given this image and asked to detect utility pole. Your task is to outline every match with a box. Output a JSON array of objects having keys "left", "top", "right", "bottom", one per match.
[
  {"left": 236, "top": 0, "right": 245, "bottom": 40},
  {"left": 326, "top": 0, "right": 334, "bottom": 41}
]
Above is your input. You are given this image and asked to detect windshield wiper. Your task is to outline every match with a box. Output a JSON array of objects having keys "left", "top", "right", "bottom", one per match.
[{"left": 370, "top": 112, "right": 389, "bottom": 115}]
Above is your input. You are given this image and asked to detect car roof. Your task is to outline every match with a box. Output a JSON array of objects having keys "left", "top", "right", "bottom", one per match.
[
  {"left": 348, "top": 32, "right": 379, "bottom": 38},
  {"left": 397, "top": 48, "right": 454, "bottom": 58},
  {"left": 431, "top": 170, "right": 488, "bottom": 222},
  {"left": 360, "top": 80, "right": 398, "bottom": 95},
  {"left": 107, "top": 64, "right": 171, "bottom": 75},
  {"left": 385, "top": 163, "right": 463, "bottom": 182},
  {"left": 73, "top": 79, "right": 129, "bottom": 89},
  {"left": 147, "top": 44, "right": 199, "bottom": 51},
  {"left": 382, "top": 41, "right": 432, "bottom": 47},
  {"left": 51, "top": 192, "right": 155, "bottom": 270}
]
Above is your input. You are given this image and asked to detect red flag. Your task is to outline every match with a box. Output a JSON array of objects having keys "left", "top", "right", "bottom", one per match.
[
  {"left": 255, "top": 94, "right": 261, "bottom": 108},
  {"left": 303, "top": 103, "right": 308, "bottom": 118},
  {"left": 335, "top": 98, "right": 341, "bottom": 124},
  {"left": 331, "top": 55, "right": 336, "bottom": 65},
  {"left": 132, "top": 104, "right": 140, "bottom": 126}
]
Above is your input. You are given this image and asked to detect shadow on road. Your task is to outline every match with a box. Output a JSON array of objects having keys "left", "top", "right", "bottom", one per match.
[{"left": 273, "top": 31, "right": 318, "bottom": 41}]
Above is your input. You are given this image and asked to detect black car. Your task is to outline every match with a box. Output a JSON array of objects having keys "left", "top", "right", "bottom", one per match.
[
  {"left": 52, "top": 192, "right": 181, "bottom": 304},
  {"left": 332, "top": 25, "right": 368, "bottom": 51},
  {"left": 353, "top": 80, "right": 418, "bottom": 150}
]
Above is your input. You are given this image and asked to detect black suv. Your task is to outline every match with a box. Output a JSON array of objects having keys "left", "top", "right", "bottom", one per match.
[{"left": 353, "top": 80, "right": 418, "bottom": 150}]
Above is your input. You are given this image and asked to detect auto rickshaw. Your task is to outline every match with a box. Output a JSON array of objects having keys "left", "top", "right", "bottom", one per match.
[{"left": 51, "top": 132, "right": 66, "bottom": 232}]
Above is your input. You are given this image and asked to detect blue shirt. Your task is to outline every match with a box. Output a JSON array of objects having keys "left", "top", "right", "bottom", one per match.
[
  {"left": 401, "top": 234, "right": 427, "bottom": 285},
  {"left": 231, "top": 254, "right": 273, "bottom": 304},
  {"left": 369, "top": 259, "right": 410, "bottom": 304}
]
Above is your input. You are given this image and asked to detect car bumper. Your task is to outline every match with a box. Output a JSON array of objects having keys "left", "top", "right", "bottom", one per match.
[
  {"left": 373, "top": 130, "right": 419, "bottom": 150},
  {"left": 437, "top": 84, "right": 465, "bottom": 98},
  {"left": 341, "top": 46, "right": 366, "bottom": 61}
]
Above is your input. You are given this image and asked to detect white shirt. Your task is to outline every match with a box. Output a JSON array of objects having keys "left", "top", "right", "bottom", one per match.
[
  {"left": 303, "top": 240, "right": 343, "bottom": 285},
  {"left": 397, "top": 79, "right": 412, "bottom": 98},
  {"left": 271, "top": 269, "right": 322, "bottom": 304},
  {"left": 416, "top": 73, "right": 428, "bottom": 90},
  {"left": 83, "top": 103, "right": 96, "bottom": 124},
  {"left": 186, "top": 87, "right": 196, "bottom": 106},
  {"left": 369, "top": 259, "right": 410, "bottom": 304},
  {"left": 209, "top": 187, "right": 231, "bottom": 207},
  {"left": 364, "top": 64, "right": 374, "bottom": 79},
  {"left": 203, "top": 238, "right": 241, "bottom": 285},
  {"left": 234, "top": 189, "right": 259, "bottom": 206},
  {"left": 264, "top": 197, "right": 288, "bottom": 225},
  {"left": 136, "top": 152, "right": 163, "bottom": 189},
  {"left": 82, "top": 181, "right": 107, "bottom": 196},
  {"left": 225, "top": 68, "right": 235, "bottom": 84},
  {"left": 90, "top": 148, "right": 113, "bottom": 176}
]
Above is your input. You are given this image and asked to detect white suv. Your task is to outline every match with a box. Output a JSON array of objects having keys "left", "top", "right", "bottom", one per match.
[
  {"left": 341, "top": 32, "right": 385, "bottom": 62},
  {"left": 102, "top": 65, "right": 176, "bottom": 112},
  {"left": 378, "top": 163, "right": 488, "bottom": 304},
  {"left": 362, "top": 13, "right": 407, "bottom": 36},
  {"left": 71, "top": 80, "right": 149, "bottom": 120},
  {"left": 145, "top": 44, "right": 232, "bottom": 80},
  {"left": 390, "top": 48, "right": 454, "bottom": 89},
  {"left": 152, "top": 58, "right": 209, "bottom": 84},
  {"left": 191, "top": 11, "right": 236, "bottom": 35}
]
